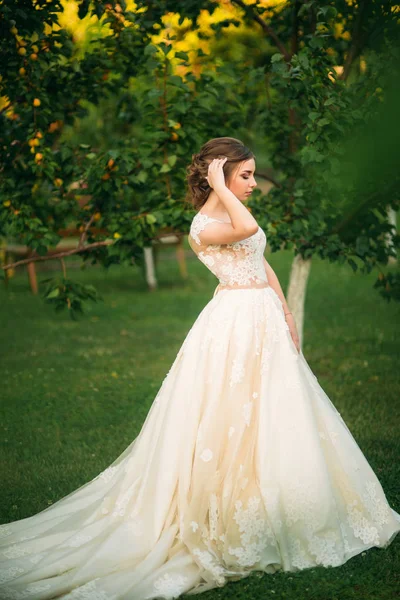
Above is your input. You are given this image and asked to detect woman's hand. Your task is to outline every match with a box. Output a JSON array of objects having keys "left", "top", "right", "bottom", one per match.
[
  {"left": 285, "top": 314, "right": 300, "bottom": 353},
  {"left": 206, "top": 157, "right": 228, "bottom": 192}
]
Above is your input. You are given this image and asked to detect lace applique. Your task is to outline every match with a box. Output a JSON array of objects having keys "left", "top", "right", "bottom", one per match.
[
  {"left": 342, "top": 480, "right": 390, "bottom": 546},
  {"left": 242, "top": 401, "right": 253, "bottom": 426},
  {"left": 230, "top": 358, "right": 245, "bottom": 387},
  {"left": 209, "top": 493, "right": 219, "bottom": 541},
  {"left": 98, "top": 465, "right": 119, "bottom": 483},
  {"left": 285, "top": 478, "right": 318, "bottom": 528},
  {"left": 200, "top": 310, "right": 233, "bottom": 357},
  {"left": 228, "top": 426, "right": 235, "bottom": 439},
  {"left": 0, "top": 525, "right": 12, "bottom": 539},
  {"left": 64, "top": 533, "right": 93, "bottom": 548},
  {"left": 260, "top": 485, "right": 282, "bottom": 533},
  {"left": 289, "top": 539, "right": 315, "bottom": 570},
  {"left": 285, "top": 483, "right": 343, "bottom": 567},
  {"left": 340, "top": 522, "right": 351, "bottom": 553},
  {"left": 0, "top": 566, "right": 24, "bottom": 584},
  {"left": 2, "top": 545, "right": 32, "bottom": 559},
  {"left": 189, "top": 213, "right": 223, "bottom": 245},
  {"left": 260, "top": 346, "right": 273, "bottom": 376},
  {"left": 227, "top": 496, "right": 274, "bottom": 567},
  {"left": 346, "top": 501, "right": 380, "bottom": 545},
  {"left": 290, "top": 532, "right": 342, "bottom": 570},
  {"left": 112, "top": 482, "right": 137, "bottom": 518},
  {"left": 363, "top": 481, "right": 390, "bottom": 527},
  {"left": 26, "top": 583, "right": 51, "bottom": 594},
  {"left": 306, "top": 531, "right": 342, "bottom": 567},
  {"left": 1, "top": 582, "right": 52, "bottom": 600},
  {"left": 189, "top": 213, "right": 268, "bottom": 288},
  {"left": 190, "top": 521, "right": 199, "bottom": 532},
  {"left": 153, "top": 573, "right": 189, "bottom": 598},
  {"left": 192, "top": 548, "right": 226, "bottom": 585},
  {"left": 63, "top": 579, "right": 115, "bottom": 600},
  {"left": 200, "top": 448, "right": 213, "bottom": 462},
  {"left": 199, "top": 253, "right": 215, "bottom": 268},
  {"left": 30, "top": 553, "right": 45, "bottom": 564}
]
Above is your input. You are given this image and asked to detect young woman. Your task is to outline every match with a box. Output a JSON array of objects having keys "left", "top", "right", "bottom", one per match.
[{"left": 0, "top": 137, "right": 399, "bottom": 600}]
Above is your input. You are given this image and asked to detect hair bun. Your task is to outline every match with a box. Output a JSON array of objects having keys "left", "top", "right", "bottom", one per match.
[{"left": 185, "top": 136, "right": 254, "bottom": 210}]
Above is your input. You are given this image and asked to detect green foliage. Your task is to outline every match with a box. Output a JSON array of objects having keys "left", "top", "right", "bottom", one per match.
[
  {"left": 1, "top": 0, "right": 399, "bottom": 314},
  {"left": 247, "top": 9, "right": 400, "bottom": 303},
  {"left": 374, "top": 272, "right": 400, "bottom": 303},
  {"left": 41, "top": 276, "right": 103, "bottom": 320},
  {"left": 0, "top": 0, "right": 256, "bottom": 316}
]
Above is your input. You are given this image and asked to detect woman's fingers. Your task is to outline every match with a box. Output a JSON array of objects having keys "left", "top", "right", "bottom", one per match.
[
  {"left": 208, "top": 157, "right": 227, "bottom": 171},
  {"left": 206, "top": 157, "right": 227, "bottom": 188}
]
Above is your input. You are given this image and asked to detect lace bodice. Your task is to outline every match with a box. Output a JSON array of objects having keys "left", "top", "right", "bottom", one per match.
[{"left": 188, "top": 212, "right": 269, "bottom": 287}]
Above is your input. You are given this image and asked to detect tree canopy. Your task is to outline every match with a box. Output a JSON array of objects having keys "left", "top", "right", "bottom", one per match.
[{"left": 1, "top": 0, "right": 399, "bottom": 316}]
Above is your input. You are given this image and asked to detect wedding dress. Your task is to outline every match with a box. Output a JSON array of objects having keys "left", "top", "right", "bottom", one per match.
[{"left": 1, "top": 211, "right": 399, "bottom": 600}]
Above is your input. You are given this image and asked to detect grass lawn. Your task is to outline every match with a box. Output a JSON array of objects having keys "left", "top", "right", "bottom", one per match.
[{"left": 0, "top": 241, "right": 399, "bottom": 600}]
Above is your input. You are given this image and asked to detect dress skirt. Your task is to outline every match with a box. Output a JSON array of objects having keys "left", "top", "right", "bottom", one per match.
[{"left": 0, "top": 286, "right": 399, "bottom": 599}]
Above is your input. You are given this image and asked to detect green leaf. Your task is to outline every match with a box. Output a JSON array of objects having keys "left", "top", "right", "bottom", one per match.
[
  {"left": 175, "top": 51, "right": 189, "bottom": 61},
  {"left": 348, "top": 258, "right": 358, "bottom": 272},
  {"left": 137, "top": 170, "right": 148, "bottom": 183},
  {"left": 46, "top": 288, "right": 60, "bottom": 299},
  {"left": 144, "top": 44, "right": 158, "bottom": 57},
  {"left": 167, "top": 155, "right": 177, "bottom": 167}
]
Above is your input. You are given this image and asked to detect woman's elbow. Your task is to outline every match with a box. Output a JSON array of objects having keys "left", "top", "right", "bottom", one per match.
[{"left": 245, "top": 224, "right": 259, "bottom": 236}]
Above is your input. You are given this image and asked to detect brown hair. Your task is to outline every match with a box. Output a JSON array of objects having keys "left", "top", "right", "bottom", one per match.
[{"left": 185, "top": 137, "right": 255, "bottom": 210}]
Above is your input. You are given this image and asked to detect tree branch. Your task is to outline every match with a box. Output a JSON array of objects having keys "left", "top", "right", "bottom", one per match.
[
  {"left": 2, "top": 240, "right": 114, "bottom": 271},
  {"left": 78, "top": 213, "right": 95, "bottom": 248},
  {"left": 231, "top": 0, "right": 291, "bottom": 61},
  {"left": 290, "top": 0, "right": 301, "bottom": 56},
  {"left": 60, "top": 257, "right": 67, "bottom": 279},
  {"left": 340, "top": 0, "right": 369, "bottom": 81}
]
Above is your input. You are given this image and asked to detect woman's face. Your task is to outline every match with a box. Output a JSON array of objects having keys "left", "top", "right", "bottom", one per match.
[{"left": 227, "top": 158, "right": 257, "bottom": 202}]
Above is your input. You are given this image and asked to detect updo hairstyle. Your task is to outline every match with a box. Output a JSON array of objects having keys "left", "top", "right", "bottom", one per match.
[{"left": 185, "top": 137, "right": 254, "bottom": 210}]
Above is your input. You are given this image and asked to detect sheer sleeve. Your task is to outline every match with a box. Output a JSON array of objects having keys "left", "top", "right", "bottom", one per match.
[{"left": 189, "top": 214, "right": 225, "bottom": 246}]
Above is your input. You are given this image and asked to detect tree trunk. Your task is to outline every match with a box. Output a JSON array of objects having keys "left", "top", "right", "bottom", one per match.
[
  {"left": 386, "top": 206, "right": 397, "bottom": 265},
  {"left": 286, "top": 254, "right": 312, "bottom": 348},
  {"left": 144, "top": 246, "right": 157, "bottom": 290}
]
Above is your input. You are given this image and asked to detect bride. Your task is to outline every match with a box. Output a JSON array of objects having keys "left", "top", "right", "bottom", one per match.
[{"left": 0, "top": 137, "right": 399, "bottom": 599}]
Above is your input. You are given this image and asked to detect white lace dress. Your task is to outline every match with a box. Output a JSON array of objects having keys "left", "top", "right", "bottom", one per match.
[{"left": 0, "top": 211, "right": 399, "bottom": 600}]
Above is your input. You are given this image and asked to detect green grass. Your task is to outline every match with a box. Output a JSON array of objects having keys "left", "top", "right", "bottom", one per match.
[{"left": 0, "top": 243, "right": 399, "bottom": 600}]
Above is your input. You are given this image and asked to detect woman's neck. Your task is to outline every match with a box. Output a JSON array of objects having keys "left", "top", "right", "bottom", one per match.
[{"left": 201, "top": 191, "right": 230, "bottom": 219}]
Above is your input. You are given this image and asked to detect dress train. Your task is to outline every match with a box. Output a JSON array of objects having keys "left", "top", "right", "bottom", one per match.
[{"left": 0, "top": 286, "right": 399, "bottom": 600}]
